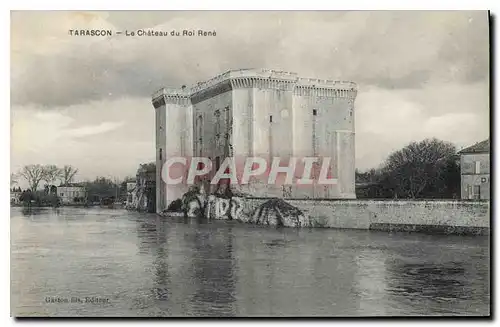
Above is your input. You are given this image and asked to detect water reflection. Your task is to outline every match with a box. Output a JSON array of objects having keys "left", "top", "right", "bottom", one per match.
[
  {"left": 136, "top": 216, "right": 167, "bottom": 255},
  {"left": 393, "top": 263, "right": 466, "bottom": 298},
  {"left": 189, "top": 224, "right": 237, "bottom": 316},
  {"left": 135, "top": 215, "right": 171, "bottom": 315},
  {"left": 20, "top": 207, "right": 50, "bottom": 217},
  {"left": 150, "top": 217, "right": 169, "bottom": 304},
  {"left": 11, "top": 208, "right": 490, "bottom": 317},
  {"left": 385, "top": 251, "right": 490, "bottom": 316}
]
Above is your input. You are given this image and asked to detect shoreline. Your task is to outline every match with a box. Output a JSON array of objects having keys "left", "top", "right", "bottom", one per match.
[
  {"left": 11, "top": 199, "right": 490, "bottom": 236},
  {"left": 157, "top": 211, "right": 490, "bottom": 236},
  {"left": 159, "top": 197, "right": 490, "bottom": 236}
]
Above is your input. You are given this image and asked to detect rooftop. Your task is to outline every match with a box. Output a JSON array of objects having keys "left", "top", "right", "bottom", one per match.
[
  {"left": 152, "top": 68, "right": 357, "bottom": 99},
  {"left": 458, "top": 139, "right": 490, "bottom": 154}
]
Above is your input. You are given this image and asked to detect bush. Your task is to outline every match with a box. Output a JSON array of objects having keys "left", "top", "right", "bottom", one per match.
[{"left": 166, "top": 199, "right": 183, "bottom": 212}]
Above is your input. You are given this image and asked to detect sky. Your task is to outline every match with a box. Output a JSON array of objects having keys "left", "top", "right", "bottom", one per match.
[{"left": 10, "top": 10, "right": 490, "bottom": 186}]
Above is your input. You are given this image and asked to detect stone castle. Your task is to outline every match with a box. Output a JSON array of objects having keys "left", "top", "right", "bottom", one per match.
[{"left": 152, "top": 69, "right": 357, "bottom": 212}]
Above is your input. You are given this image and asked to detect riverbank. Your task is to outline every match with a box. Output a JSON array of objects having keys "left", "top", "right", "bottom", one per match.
[
  {"left": 10, "top": 203, "right": 124, "bottom": 209},
  {"left": 161, "top": 197, "right": 490, "bottom": 236}
]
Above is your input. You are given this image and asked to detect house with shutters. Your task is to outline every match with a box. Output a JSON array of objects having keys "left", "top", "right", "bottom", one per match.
[{"left": 458, "top": 139, "right": 490, "bottom": 200}]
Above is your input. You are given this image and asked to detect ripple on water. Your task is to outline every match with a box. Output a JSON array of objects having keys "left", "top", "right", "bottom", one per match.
[{"left": 10, "top": 207, "right": 490, "bottom": 317}]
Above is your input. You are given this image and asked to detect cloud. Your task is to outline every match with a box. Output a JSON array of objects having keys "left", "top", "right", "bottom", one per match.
[
  {"left": 354, "top": 83, "right": 489, "bottom": 170},
  {"left": 63, "top": 121, "right": 124, "bottom": 138},
  {"left": 11, "top": 110, "right": 123, "bottom": 152},
  {"left": 11, "top": 11, "right": 489, "bottom": 107},
  {"left": 10, "top": 11, "right": 490, "bottom": 179},
  {"left": 10, "top": 97, "right": 155, "bottom": 180}
]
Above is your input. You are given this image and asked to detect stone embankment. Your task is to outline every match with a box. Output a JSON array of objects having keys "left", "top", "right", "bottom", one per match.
[{"left": 160, "top": 187, "right": 490, "bottom": 235}]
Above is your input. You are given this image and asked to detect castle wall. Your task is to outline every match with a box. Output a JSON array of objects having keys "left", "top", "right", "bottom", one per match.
[
  {"left": 254, "top": 87, "right": 294, "bottom": 160},
  {"left": 192, "top": 87, "right": 232, "bottom": 160},
  {"left": 227, "top": 197, "right": 490, "bottom": 235},
  {"left": 291, "top": 86, "right": 356, "bottom": 199},
  {"left": 152, "top": 69, "right": 358, "bottom": 208},
  {"left": 152, "top": 90, "right": 193, "bottom": 212},
  {"left": 154, "top": 101, "right": 166, "bottom": 211},
  {"left": 230, "top": 77, "right": 296, "bottom": 197},
  {"left": 231, "top": 86, "right": 252, "bottom": 158}
]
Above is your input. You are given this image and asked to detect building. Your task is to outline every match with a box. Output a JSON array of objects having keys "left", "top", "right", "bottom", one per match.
[
  {"left": 57, "top": 183, "right": 87, "bottom": 204},
  {"left": 152, "top": 69, "right": 357, "bottom": 212},
  {"left": 458, "top": 139, "right": 490, "bottom": 200},
  {"left": 10, "top": 189, "right": 22, "bottom": 205},
  {"left": 125, "top": 181, "right": 137, "bottom": 207},
  {"left": 124, "top": 164, "right": 156, "bottom": 212}
]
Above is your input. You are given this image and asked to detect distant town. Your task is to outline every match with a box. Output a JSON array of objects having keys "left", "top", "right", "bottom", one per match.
[{"left": 10, "top": 162, "right": 155, "bottom": 211}]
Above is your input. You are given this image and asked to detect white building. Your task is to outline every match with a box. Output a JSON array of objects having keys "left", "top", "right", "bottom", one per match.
[
  {"left": 57, "top": 184, "right": 87, "bottom": 204},
  {"left": 458, "top": 139, "right": 490, "bottom": 200},
  {"left": 10, "top": 191, "right": 21, "bottom": 205},
  {"left": 152, "top": 69, "right": 357, "bottom": 212}
]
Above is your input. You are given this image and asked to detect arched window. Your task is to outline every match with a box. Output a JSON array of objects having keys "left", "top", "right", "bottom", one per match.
[{"left": 159, "top": 148, "right": 163, "bottom": 161}]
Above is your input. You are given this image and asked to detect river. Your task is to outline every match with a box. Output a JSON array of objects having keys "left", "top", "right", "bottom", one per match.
[{"left": 10, "top": 207, "right": 490, "bottom": 317}]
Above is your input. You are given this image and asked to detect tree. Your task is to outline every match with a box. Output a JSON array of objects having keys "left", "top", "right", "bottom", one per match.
[
  {"left": 19, "top": 189, "right": 34, "bottom": 206},
  {"left": 137, "top": 162, "right": 156, "bottom": 174},
  {"left": 83, "top": 177, "right": 117, "bottom": 202},
  {"left": 120, "top": 176, "right": 136, "bottom": 196},
  {"left": 10, "top": 173, "right": 18, "bottom": 187},
  {"left": 61, "top": 165, "right": 78, "bottom": 185},
  {"left": 19, "top": 164, "right": 45, "bottom": 191},
  {"left": 42, "top": 165, "right": 62, "bottom": 190},
  {"left": 355, "top": 168, "right": 380, "bottom": 184},
  {"left": 380, "top": 138, "right": 459, "bottom": 199}
]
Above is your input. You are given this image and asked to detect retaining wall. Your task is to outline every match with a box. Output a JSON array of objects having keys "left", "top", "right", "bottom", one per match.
[{"left": 204, "top": 197, "right": 490, "bottom": 235}]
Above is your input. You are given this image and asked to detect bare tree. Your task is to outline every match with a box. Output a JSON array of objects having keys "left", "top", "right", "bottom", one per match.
[
  {"left": 19, "top": 164, "right": 45, "bottom": 191},
  {"left": 61, "top": 165, "right": 78, "bottom": 185},
  {"left": 42, "top": 165, "right": 62, "bottom": 188},
  {"left": 10, "top": 173, "right": 18, "bottom": 187}
]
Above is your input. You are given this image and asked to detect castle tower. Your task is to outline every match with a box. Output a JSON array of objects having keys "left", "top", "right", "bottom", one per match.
[
  {"left": 152, "top": 69, "right": 357, "bottom": 212},
  {"left": 292, "top": 79, "right": 357, "bottom": 199},
  {"left": 152, "top": 88, "right": 193, "bottom": 212}
]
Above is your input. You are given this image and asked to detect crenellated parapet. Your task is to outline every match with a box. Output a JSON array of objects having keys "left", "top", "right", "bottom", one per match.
[
  {"left": 152, "top": 87, "right": 191, "bottom": 108},
  {"left": 189, "top": 69, "right": 298, "bottom": 103},
  {"left": 295, "top": 78, "right": 357, "bottom": 98},
  {"left": 293, "top": 87, "right": 357, "bottom": 98},
  {"left": 191, "top": 80, "right": 232, "bottom": 105},
  {"left": 230, "top": 77, "right": 296, "bottom": 91},
  {"left": 152, "top": 69, "right": 357, "bottom": 107}
]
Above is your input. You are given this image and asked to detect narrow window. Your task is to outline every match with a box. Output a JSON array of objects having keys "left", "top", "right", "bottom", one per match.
[
  {"left": 197, "top": 115, "right": 203, "bottom": 140},
  {"left": 475, "top": 161, "right": 481, "bottom": 174},
  {"left": 215, "top": 110, "right": 221, "bottom": 137},
  {"left": 270, "top": 115, "right": 273, "bottom": 123},
  {"left": 225, "top": 106, "right": 230, "bottom": 129},
  {"left": 159, "top": 148, "right": 163, "bottom": 161},
  {"left": 215, "top": 156, "right": 221, "bottom": 172},
  {"left": 474, "top": 185, "right": 481, "bottom": 199},
  {"left": 312, "top": 109, "right": 318, "bottom": 156}
]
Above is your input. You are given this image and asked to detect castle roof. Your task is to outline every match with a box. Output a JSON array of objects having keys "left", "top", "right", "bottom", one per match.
[{"left": 152, "top": 68, "right": 357, "bottom": 101}]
